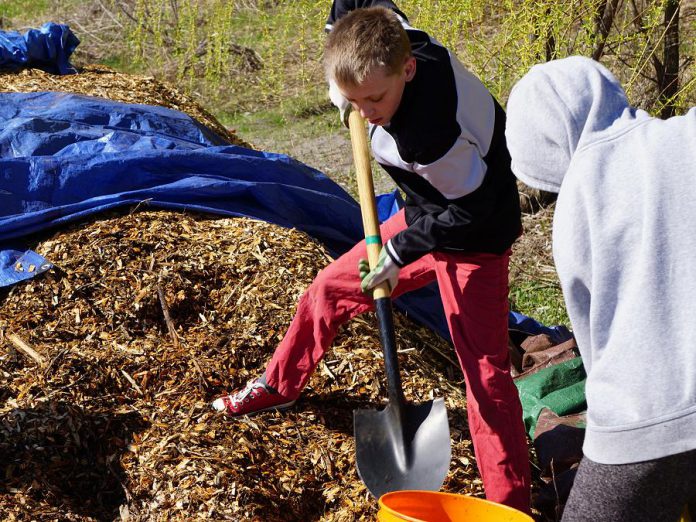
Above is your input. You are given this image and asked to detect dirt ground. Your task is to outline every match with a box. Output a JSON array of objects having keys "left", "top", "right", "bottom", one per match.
[{"left": 291, "top": 131, "right": 395, "bottom": 196}]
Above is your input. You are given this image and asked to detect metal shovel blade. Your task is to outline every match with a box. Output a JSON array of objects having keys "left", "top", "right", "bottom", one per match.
[{"left": 354, "top": 396, "right": 451, "bottom": 499}]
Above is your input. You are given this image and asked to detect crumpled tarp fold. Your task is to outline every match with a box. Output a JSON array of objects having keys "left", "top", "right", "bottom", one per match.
[
  {"left": 515, "top": 356, "right": 587, "bottom": 438},
  {"left": 0, "top": 249, "right": 53, "bottom": 287},
  {"left": 509, "top": 310, "right": 573, "bottom": 345},
  {"left": 0, "top": 23, "right": 79, "bottom": 74}
]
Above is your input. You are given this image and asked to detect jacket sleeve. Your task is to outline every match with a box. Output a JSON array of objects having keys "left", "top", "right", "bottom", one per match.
[
  {"left": 327, "top": 0, "right": 408, "bottom": 27},
  {"left": 387, "top": 175, "right": 498, "bottom": 267}
]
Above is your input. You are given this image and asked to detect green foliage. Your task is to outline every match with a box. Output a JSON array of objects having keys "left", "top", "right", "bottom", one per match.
[
  {"left": 400, "top": 0, "right": 695, "bottom": 111},
  {"left": 0, "top": 0, "right": 50, "bottom": 21},
  {"left": 121, "top": 0, "right": 327, "bottom": 113},
  {"left": 120, "top": 0, "right": 695, "bottom": 115}
]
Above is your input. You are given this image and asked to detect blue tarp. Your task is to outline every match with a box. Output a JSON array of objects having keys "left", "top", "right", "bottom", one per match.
[
  {"left": 0, "top": 91, "right": 456, "bottom": 339},
  {"left": 0, "top": 23, "right": 79, "bottom": 74},
  {"left": 509, "top": 311, "right": 573, "bottom": 345},
  {"left": 0, "top": 92, "right": 362, "bottom": 255},
  {"left": 0, "top": 90, "right": 568, "bottom": 345}
]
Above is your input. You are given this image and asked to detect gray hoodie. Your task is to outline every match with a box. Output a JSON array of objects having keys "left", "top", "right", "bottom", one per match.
[{"left": 505, "top": 56, "right": 696, "bottom": 464}]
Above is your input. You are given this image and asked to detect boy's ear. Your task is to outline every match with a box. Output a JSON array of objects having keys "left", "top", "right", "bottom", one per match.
[{"left": 403, "top": 56, "right": 416, "bottom": 81}]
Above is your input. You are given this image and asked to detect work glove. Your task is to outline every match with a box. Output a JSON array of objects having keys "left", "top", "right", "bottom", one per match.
[
  {"left": 328, "top": 79, "right": 352, "bottom": 128},
  {"left": 358, "top": 246, "right": 400, "bottom": 294}
]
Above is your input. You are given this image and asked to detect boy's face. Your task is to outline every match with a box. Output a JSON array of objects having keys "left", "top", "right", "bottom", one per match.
[{"left": 339, "top": 57, "right": 416, "bottom": 126}]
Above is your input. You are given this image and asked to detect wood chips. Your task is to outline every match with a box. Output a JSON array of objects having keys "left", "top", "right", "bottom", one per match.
[
  {"left": 0, "top": 64, "right": 251, "bottom": 149},
  {"left": 0, "top": 210, "right": 487, "bottom": 521},
  {"left": 0, "top": 64, "right": 538, "bottom": 520}
]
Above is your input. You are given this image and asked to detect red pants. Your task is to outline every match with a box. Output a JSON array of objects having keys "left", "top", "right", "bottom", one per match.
[{"left": 265, "top": 209, "right": 531, "bottom": 512}]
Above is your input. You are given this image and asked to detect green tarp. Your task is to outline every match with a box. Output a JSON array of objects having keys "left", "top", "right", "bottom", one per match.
[{"left": 514, "top": 357, "right": 587, "bottom": 438}]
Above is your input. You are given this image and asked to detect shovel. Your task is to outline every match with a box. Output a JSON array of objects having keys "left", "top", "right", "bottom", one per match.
[{"left": 348, "top": 110, "right": 451, "bottom": 499}]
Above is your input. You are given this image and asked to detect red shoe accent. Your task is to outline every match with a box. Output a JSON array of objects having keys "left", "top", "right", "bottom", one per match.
[{"left": 211, "top": 380, "right": 296, "bottom": 418}]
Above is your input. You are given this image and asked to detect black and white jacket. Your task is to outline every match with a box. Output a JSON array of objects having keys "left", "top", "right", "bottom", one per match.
[{"left": 327, "top": 0, "right": 521, "bottom": 267}]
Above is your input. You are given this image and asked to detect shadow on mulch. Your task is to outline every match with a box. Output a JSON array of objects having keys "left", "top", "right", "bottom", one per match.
[
  {"left": 301, "top": 389, "right": 378, "bottom": 435},
  {"left": 0, "top": 401, "right": 148, "bottom": 520},
  {"left": 301, "top": 389, "right": 467, "bottom": 435}
]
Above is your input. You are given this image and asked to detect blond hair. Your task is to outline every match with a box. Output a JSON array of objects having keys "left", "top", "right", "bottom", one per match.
[{"left": 324, "top": 7, "right": 411, "bottom": 86}]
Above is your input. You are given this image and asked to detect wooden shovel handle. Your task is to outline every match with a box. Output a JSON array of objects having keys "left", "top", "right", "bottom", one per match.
[{"left": 348, "top": 110, "right": 391, "bottom": 300}]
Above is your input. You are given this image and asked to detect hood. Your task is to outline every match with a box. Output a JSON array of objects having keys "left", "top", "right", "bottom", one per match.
[{"left": 505, "top": 56, "right": 631, "bottom": 193}]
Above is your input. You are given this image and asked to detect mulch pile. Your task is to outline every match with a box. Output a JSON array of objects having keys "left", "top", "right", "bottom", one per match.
[
  {"left": 0, "top": 64, "right": 251, "bottom": 148},
  {"left": 0, "top": 210, "right": 486, "bottom": 521},
  {"left": 0, "top": 63, "right": 549, "bottom": 521}
]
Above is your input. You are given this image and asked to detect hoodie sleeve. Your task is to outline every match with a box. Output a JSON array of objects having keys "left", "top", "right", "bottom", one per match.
[{"left": 326, "top": 0, "right": 409, "bottom": 28}]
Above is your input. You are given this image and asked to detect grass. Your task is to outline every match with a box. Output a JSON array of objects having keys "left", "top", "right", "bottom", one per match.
[
  {"left": 511, "top": 280, "right": 569, "bottom": 328},
  {"left": 97, "top": 54, "right": 145, "bottom": 75},
  {"left": 221, "top": 102, "right": 396, "bottom": 201},
  {"left": 0, "top": 0, "right": 50, "bottom": 23},
  {"left": 218, "top": 93, "right": 335, "bottom": 139}
]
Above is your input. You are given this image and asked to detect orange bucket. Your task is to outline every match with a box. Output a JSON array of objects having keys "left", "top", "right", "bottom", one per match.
[{"left": 377, "top": 490, "right": 534, "bottom": 522}]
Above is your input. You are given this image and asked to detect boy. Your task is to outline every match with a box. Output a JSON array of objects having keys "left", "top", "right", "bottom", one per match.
[
  {"left": 213, "top": 1, "right": 531, "bottom": 512},
  {"left": 505, "top": 56, "right": 696, "bottom": 520}
]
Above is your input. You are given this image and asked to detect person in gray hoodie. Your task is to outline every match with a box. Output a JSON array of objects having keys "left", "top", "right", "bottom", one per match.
[{"left": 505, "top": 55, "right": 696, "bottom": 521}]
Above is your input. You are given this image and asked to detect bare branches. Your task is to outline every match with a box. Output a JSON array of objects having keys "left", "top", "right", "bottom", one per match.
[
  {"left": 661, "top": 0, "right": 681, "bottom": 117},
  {"left": 592, "top": 0, "right": 622, "bottom": 61}
]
